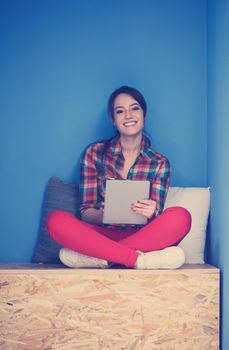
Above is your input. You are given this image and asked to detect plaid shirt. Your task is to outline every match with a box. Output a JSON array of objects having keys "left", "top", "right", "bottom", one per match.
[{"left": 79, "top": 136, "right": 171, "bottom": 229}]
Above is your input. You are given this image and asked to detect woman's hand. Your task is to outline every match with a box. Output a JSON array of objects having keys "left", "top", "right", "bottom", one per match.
[{"left": 131, "top": 199, "right": 157, "bottom": 219}]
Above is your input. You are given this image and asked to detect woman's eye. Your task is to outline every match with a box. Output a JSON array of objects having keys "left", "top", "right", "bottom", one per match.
[
  {"left": 116, "top": 109, "right": 124, "bottom": 115},
  {"left": 132, "top": 106, "right": 140, "bottom": 111}
]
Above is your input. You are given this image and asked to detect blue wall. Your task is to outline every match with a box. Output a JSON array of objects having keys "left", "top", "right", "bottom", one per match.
[
  {"left": 207, "top": 0, "right": 229, "bottom": 349},
  {"left": 0, "top": 0, "right": 207, "bottom": 263}
]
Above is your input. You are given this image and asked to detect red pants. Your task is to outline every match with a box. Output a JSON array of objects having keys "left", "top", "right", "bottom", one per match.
[{"left": 46, "top": 206, "right": 191, "bottom": 267}]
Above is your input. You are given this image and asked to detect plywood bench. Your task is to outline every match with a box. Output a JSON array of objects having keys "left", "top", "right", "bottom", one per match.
[{"left": 0, "top": 263, "right": 219, "bottom": 350}]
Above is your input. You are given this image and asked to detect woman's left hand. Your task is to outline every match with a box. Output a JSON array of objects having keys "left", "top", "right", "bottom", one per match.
[{"left": 131, "top": 199, "right": 157, "bottom": 219}]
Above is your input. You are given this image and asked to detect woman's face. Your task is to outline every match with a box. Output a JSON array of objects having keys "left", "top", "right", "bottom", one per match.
[{"left": 112, "top": 93, "right": 144, "bottom": 138}]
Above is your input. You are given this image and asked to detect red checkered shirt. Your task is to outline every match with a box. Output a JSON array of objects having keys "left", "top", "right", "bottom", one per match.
[{"left": 79, "top": 135, "right": 171, "bottom": 229}]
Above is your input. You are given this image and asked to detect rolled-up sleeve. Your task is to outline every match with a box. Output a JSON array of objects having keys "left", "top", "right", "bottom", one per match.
[
  {"left": 150, "top": 157, "right": 171, "bottom": 217},
  {"left": 79, "top": 146, "right": 98, "bottom": 215}
]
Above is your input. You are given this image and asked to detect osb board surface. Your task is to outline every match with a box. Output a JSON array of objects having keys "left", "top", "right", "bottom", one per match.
[{"left": 0, "top": 268, "right": 219, "bottom": 350}]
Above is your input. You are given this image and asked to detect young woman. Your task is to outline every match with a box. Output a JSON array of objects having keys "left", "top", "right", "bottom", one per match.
[{"left": 46, "top": 86, "right": 191, "bottom": 269}]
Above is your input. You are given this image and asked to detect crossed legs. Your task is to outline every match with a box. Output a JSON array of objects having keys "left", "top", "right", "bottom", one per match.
[{"left": 46, "top": 206, "right": 191, "bottom": 267}]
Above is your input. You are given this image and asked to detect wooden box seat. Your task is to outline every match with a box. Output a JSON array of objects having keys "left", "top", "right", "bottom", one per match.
[{"left": 0, "top": 263, "right": 219, "bottom": 350}]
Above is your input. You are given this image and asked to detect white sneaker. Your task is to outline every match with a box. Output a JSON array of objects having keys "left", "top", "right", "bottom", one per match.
[
  {"left": 59, "top": 248, "right": 108, "bottom": 268},
  {"left": 136, "top": 246, "right": 185, "bottom": 269}
]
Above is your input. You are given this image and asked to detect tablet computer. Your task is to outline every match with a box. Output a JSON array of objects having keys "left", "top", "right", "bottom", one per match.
[{"left": 102, "top": 179, "right": 150, "bottom": 225}]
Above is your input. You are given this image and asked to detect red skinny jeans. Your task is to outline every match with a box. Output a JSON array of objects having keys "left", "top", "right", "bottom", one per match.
[{"left": 46, "top": 206, "right": 191, "bottom": 267}]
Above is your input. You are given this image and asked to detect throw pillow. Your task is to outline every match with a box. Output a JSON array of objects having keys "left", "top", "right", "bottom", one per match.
[
  {"left": 164, "top": 187, "right": 210, "bottom": 264},
  {"left": 32, "top": 177, "right": 80, "bottom": 264}
]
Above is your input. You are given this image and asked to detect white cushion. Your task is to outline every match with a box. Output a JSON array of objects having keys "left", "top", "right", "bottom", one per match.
[{"left": 164, "top": 187, "right": 210, "bottom": 264}]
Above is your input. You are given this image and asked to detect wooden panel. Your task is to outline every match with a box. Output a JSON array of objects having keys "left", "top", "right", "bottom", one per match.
[{"left": 0, "top": 264, "right": 219, "bottom": 350}]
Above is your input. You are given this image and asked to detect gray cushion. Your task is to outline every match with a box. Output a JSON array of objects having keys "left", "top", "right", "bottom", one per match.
[{"left": 32, "top": 177, "right": 80, "bottom": 263}]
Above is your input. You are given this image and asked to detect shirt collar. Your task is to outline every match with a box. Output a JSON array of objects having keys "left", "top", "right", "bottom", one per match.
[
  {"left": 140, "top": 135, "right": 152, "bottom": 158},
  {"left": 110, "top": 135, "right": 152, "bottom": 159},
  {"left": 110, "top": 137, "right": 122, "bottom": 156}
]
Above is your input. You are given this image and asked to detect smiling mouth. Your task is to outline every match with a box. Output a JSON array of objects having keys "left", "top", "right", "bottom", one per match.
[{"left": 123, "top": 121, "right": 137, "bottom": 127}]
